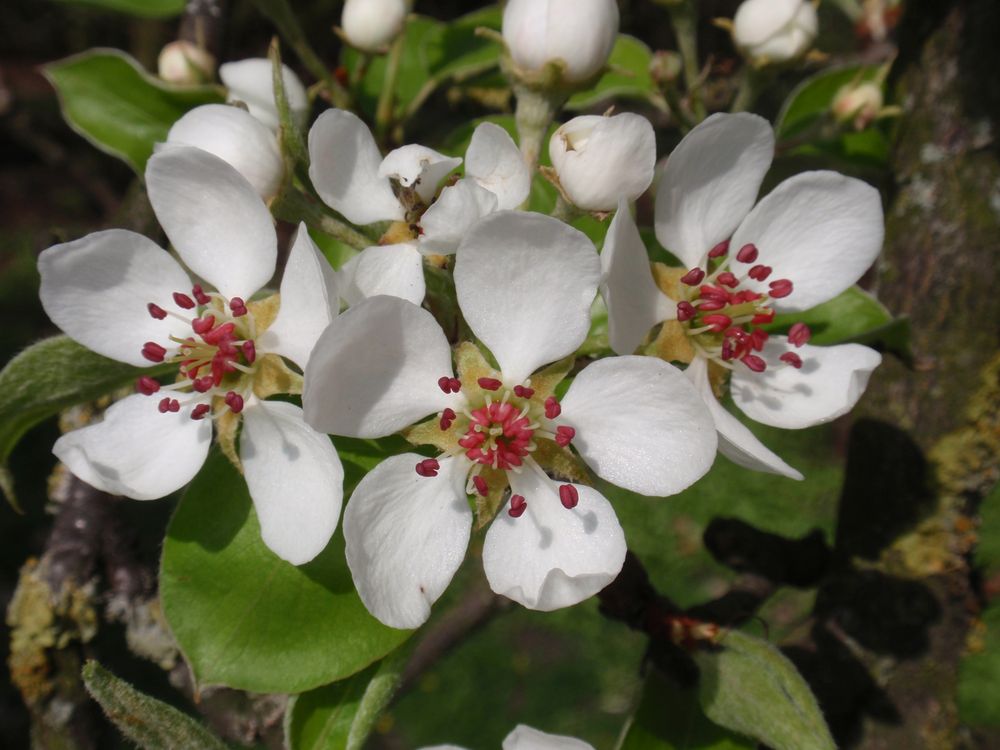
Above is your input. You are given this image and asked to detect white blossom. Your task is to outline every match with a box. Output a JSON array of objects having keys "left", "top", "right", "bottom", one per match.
[
  {"left": 733, "top": 0, "right": 818, "bottom": 64},
  {"left": 157, "top": 40, "right": 215, "bottom": 85},
  {"left": 341, "top": 0, "right": 407, "bottom": 52},
  {"left": 219, "top": 58, "right": 308, "bottom": 132}
]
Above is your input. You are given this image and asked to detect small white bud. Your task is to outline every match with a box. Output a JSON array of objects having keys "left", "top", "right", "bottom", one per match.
[
  {"left": 832, "top": 81, "right": 884, "bottom": 130},
  {"left": 548, "top": 112, "right": 656, "bottom": 212},
  {"left": 341, "top": 0, "right": 408, "bottom": 53},
  {"left": 157, "top": 40, "right": 215, "bottom": 85},
  {"left": 733, "top": 0, "right": 818, "bottom": 65},
  {"left": 502, "top": 0, "right": 619, "bottom": 84}
]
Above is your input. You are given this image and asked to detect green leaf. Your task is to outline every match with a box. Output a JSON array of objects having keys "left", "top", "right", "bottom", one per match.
[
  {"left": 776, "top": 64, "right": 881, "bottom": 140},
  {"left": 567, "top": 35, "right": 658, "bottom": 111},
  {"left": 160, "top": 451, "right": 410, "bottom": 694},
  {"left": 959, "top": 600, "right": 1000, "bottom": 726},
  {"left": 44, "top": 49, "right": 224, "bottom": 173},
  {"left": 52, "top": 0, "right": 185, "bottom": 18},
  {"left": 82, "top": 661, "right": 228, "bottom": 750},
  {"left": 975, "top": 482, "right": 1000, "bottom": 575},
  {"left": 618, "top": 670, "right": 754, "bottom": 750},
  {"left": 0, "top": 335, "right": 172, "bottom": 507},
  {"left": 694, "top": 630, "right": 835, "bottom": 750},
  {"left": 426, "top": 6, "right": 503, "bottom": 82}
]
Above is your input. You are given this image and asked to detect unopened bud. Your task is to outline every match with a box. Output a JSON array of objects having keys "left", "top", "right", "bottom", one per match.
[
  {"left": 158, "top": 40, "right": 216, "bottom": 85},
  {"left": 649, "top": 50, "right": 683, "bottom": 86},
  {"left": 341, "top": 0, "right": 407, "bottom": 53},
  {"left": 832, "top": 80, "right": 884, "bottom": 131},
  {"left": 733, "top": 0, "right": 818, "bottom": 66}
]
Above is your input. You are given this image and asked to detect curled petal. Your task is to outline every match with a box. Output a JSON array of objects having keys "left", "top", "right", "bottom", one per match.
[
  {"left": 465, "top": 122, "right": 531, "bottom": 210},
  {"left": 379, "top": 144, "right": 462, "bottom": 205},
  {"left": 337, "top": 243, "right": 425, "bottom": 306},
  {"left": 344, "top": 454, "right": 472, "bottom": 629}
]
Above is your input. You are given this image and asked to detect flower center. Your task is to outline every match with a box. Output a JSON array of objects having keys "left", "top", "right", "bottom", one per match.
[
  {"left": 137, "top": 284, "right": 258, "bottom": 419},
  {"left": 675, "top": 240, "right": 810, "bottom": 373}
]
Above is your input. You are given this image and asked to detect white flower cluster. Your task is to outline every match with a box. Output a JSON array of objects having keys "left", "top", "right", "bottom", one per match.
[{"left": 37, "top": 1, "right": 883, "bottom": 644}]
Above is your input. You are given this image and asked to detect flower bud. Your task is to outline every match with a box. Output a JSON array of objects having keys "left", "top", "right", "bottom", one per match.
[
  {"left": 157, "top": 40, "right": 216, "bottom": 85},
  {"left": 832, "top": 80, "right": 884, "bottom": 130},
  {"left": 548, "top": 113, "right": 656, "bottom": 212},
  {"left": 502, "top": 0, "right": 619, "bottom": 84},
  {"left": 341, "top": 0, "right": 407, "bottom": 53},
  {"left": 733, "top": 0, "right": 818, "bottom": 65}
]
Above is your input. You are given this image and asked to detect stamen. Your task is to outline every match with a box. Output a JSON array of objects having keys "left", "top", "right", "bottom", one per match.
[
  {"left": 696, "top": 299, "right": 727, "bottom": 312},
  {"left": 513, "top": 385, "right": 535, "bottom": 399},
  {"left": 768, "top": 279, "right": 793, "bottom": 298},
  {"left": 701, "top": 314, "right": 733, "bottom": 332},
  {"left": 192, "top": 315, "right": 216, "bottom": 335},
  {"left": 158, "top": 397, "right": 180, "bottom": 413},
  {"left": 141, "top": 342, "right": 167, "bottom": 363},
  {"left": 439, "top": 408, "right": 456, "bottom": 431},
  {"left": 508, "top": 494, "right": 527, "bottom": 518},
  {"left": 544, "top": 396, "right": 561, "bottom": 419},
  {"left": 716, "top": 272, "right": 739, "bottom": 288},
  {"left": 780, "top": 351, "right": 803, "bottom": 369},
  {"left": 241, "top": 341, "right": 256, "bottom": 364},
  {"left": 136, "top": 376, "right": 160, "bottom": 395},
  {"left": 708, "top": 240, "right": 730, "bottom": 258},
  {"left": 192, "top": 376, "right": 215, "bottom": 393},
  {"left": 192, "top": 284, "right": 211, "bottom": 305},
  {"left": 438, "top": 376, "right": 462, "bottom": 394},
  {"left": 788, "top": 322, "right": 811, "bottom": 347},
  {"left": 191, "top": 403, "right": 211, "bottom": 420},
  {"left": 741, "top": 354, "right": 766, "bottom": 373},
  {"left": 559, "top": 484, "right": 579, "bottom": 509},
  {"left": 680, "top": 268, "right": 705, "bottom": 286},
  {"left": 751, "top": 309, "right": 776, "bottom": 325},
  {"left": 555, "top": 425, "right": 576, "bottom": 447},
  {"left": 478, "top": 377, "right": 502, "bottom": 391},
  {"left": 472, "top": 475, "right": 488, "bottom": 496},
  {"left": 699, "top": 285, "right": 731, "bottom": 302},
  {"left": 414, "top": 458, "right": 440, "bottom": 477},
  {"left": 677, "top": 301, "right": 696, "bottom": 322},
  {"left": 147, "top": 303, "right": 167, "bottom": 320},
  {"left": 224, "top": 391, "right": 244, "bottom": 414},
  {"left": 748, "top": 264, "right": 772, "bottom": 281},
  {"left": 736, "top": 244, "right": 759, "bottom": 263},
  {"left": 750, "top": 329, "right": 769, "bottom": 351},
  {"left": 173, "top": 292, "right": 196, "bottom": 310},
  {"left": 202, "top": 322, "right": 236, "bottom": 346},
  {"left": 229, "top": 297, "right": 248, "bottom": 317}
]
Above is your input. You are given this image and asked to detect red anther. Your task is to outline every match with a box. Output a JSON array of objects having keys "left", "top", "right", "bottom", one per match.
[
  {"left": 708, "top": 240, "right": 730, "bottom": 258},
  {"left": 192, "top": 376, "right": 214, "bottom": 393},
  {"left": 438, "top": 376, "right": 454, "bottom": 393},
  {"left": 559, "top": 484, "right": 579, "bottom": 509},
  {"left": 721, "top": 339, "right": 734, "bottom": 361},
  {"left": 748, "top": 264, "right": 772, "bottom": 281},
  {"left": 439, "top": 408, "right": 456, "bottom": 431},
  {"left": 191, "top": 403, "right": 211, "bottom": 420},
  {"left": 230, "top": 297, "right": 248, "bottom": 317},
  {"left": 680, "top": 267, "right": 705, "bottom": 286},
  {"left": 736, "top": 243, "right": 759, "bottom": 263},
  {"left": 741, "top": 354, "right": 767, "bottom": 373},
  {"left": 508, "top": 494, "right": 527, "bottom": 518},
  {"left": 449, "top": 378, "right": 462, "bottom": 392},
  {"left": 192, "top": 284, "right": 211, "bottom": 305},
  {"left": 734, "top": 290, "right": 762, "bottom": 303},
  {"left": 136, "top": 376, "right": 161, "bottom": 395},
  {"left": 173, "top": 292, "right": 196, "bottom": 309},
  {"left": 701, "top": 314, "right": 733, "bottom": 332},
  {"left": 241, "top": 340, "right": 256, "bottom": 364},
  {"left": 696, "top": 300, "right": 727, "bottom": 312},
  {"left": 472, "top": 475, "right": 488, "bottom": 496},
  {"left": 414, "top": 458, "right": 440, "bottom": 477},
  {"left": 768, "top": 279, "right": 793, "bottom": 298},
  {"left": 224, "top": 391, "right": 244, "bottom": 414},
  {"left": 780, "top": 351, "right": 803, "bottom": 369},
  {"left": 555, "top": 425, "right": 576, "bottom": 447},
  {"left": 202, "top": 322, "right": 236, "bottom": 345},
  {"left": 699, "top": 285, "right": 731, "bottom": 302},
  {"left": 724, "top": 327, "right": 750, "bottom": 344},
  {"left": 788, "top": 322, "right": 811, "bottom": 347},
  {"left": 147, "top": 303, "right": 167, "bottom": 320},
  {"left": 142, "top": 341, "right": 167, "bottom": 362},
  {"left": 192, "top": 315, "right": 216, "bottom": 335},
  {"left": 513, "top": 385, "right": 535, "bottom": 399},
  {"left": 750, "top": 329, "right": 769, "bottom": 351},
  {"left": 478, "top": 377, "right": 502, "bottom": 391},
  {"left": 676, "top": 301, "right": 696, "bottom": 322},
  {"left": 716, "top": 272, "right": 738, "bottom": 288},
  {"left": 544, "top": 396, "right": 561, "bottom": 419},
  {"left": 157, "top": 397, "right": 171, "bottom": 413},
  {"left": 751, "top": 309, "right": 776, "bottom": 325}
]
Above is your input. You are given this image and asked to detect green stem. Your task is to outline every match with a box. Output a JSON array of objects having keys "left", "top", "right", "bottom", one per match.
[
  {"left": 667, "top": 0, "right": 706, "bottom": 122},
  {"left": 730, "top": 65, "right": 769, "bottom": 113},
  {"left": 375, "top": 32, "right": 406, "bottom": 141},
  {"left": 513, "top": 84, "right": 564, "bottom": 183},
  {"left": 346, "top": 644, "right": 413, "bottom": 750},
  {"left": 551, "top": 194, "right": 581, "bottom": 223},
  {"left": 272, "top": 189, "right": 374, "bottom": 250}
]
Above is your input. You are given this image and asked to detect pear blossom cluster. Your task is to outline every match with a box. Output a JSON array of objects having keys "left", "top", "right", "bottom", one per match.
[{"left": 35, "top": 0, "right": 887, "bottom": 658}]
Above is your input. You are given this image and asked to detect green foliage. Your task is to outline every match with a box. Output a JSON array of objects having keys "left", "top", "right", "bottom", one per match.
[
  {"left": 82, "top": 661, "right": 228, "bottom": 750},
  {"left": 694, "top": 630, "right": 835, "bottom": 750},
  {"left": 0, "top": 335, "right": 172, "bottom": 507},
  {"left": 51, "top": 0, "right": 185, "bottom": 18},
  {"left": 44, "top": 49, "right": 223, "bottom": 174},
  {"left": 567, "top": 35, "right": 660, "bottom": 111},
  {"left": 160, "top": 452, "right": 410, "bottom": 694}
]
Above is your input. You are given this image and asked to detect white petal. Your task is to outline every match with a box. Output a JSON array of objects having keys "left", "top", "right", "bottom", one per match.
[
  {"left": 454, "top": 211, "right": 600, "bottom": 384},
  {"left": 419, "top": 179, "right": 498, "bottom": 255},
  {"left": 731, "top": 337, "right": 883, "bottom": 429},
  {"left": 686, "top": 357, "right": 802, "bottom": 480},
  {"left": 303, "top": 295, "right": 457, "bottom": 438},
  {"left": 337, "top": 243, "right": 425, "bottom": 306},
  {"left": 654, "top": 113, "right": 774, "bottom": 268},
  {"left": 146, "top": 146, "right": 277, "bottom": 300},
  {"left": 241, "top": 400, "right": 343, "bottom": 565},
  {"left": 341, "top": 0, "right": 407, "bottom": 52},
  {"left": 560, "top": 355, "right": 717, "bottom": 497},
  {"left": 730, "top": 171, "right": 885, "bottom": 311},
  {"left": 549, "top": 113, "right": 656, "bottom": 212},
  {"left": 258, "top": 224, "right": 340, "bottom": 371},
  {"left": 344, "top": 453, "right": 472, "bottom": 629},
  {"left": 503, "top": 725, "right": 595, "bottom": 750},
  {"left": 38, "top": 230, "right": 194, "bottom": 366},
  {"left": 483, "top": 463, "right": 626, "bottom": 611},
  {"left": 53, "top": 393, "right": 211, "bottom": 500},
  {"left": 307, "top": 109, "right": 402, "bottom": 225},
  {"left": 219, "top": 58, "right": 308, "bottom": 131},
  {"left": 600, "top": 200, "right": 675, "bottom": 355},
  {"left": 379, "top": 144, "right": 462, "bottom": 205},
  {"left": 733, "top": 0, "right": 803, "bottom": 46},
  {"left": 163, "top": 104, "right": 284, "bottom": 200},
  {"left": 465, "top": 122, "right": 531, "bottom": 210}
]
